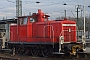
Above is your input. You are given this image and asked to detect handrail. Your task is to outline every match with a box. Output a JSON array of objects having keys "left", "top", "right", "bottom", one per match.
[{"left": 43, "top": 25, "right": 54, "bottom": 48}]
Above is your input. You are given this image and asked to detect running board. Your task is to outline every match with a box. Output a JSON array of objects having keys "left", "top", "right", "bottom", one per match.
[{"left": 53, "top": 52, "right": 64, "bottom": 55}]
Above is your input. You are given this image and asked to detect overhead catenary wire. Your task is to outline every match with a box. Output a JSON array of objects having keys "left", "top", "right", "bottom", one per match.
[
  {"left": 0, "top": 0, "right": 89, "bottom": 20},
  {"left": 7, "top": 0, "right": 15, "bottom": 3}
]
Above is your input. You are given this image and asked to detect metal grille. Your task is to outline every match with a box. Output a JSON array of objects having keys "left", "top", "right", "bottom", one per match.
[{"left": 60, "top": 26, "right": 76, "bottom": 43}]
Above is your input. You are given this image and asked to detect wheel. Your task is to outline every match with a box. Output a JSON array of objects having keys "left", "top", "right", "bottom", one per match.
[
  {"left": 31, "top": 48, "right": 39, "bottom": 56},
  {"left": 24, "top": 48, "right": 31, "bottom": 55},
  {"left": 17, "top": 46, "right": 25, "bottom": 55},
  {"left": 42, "top": 47, "right": 52, "bottom": 57}
]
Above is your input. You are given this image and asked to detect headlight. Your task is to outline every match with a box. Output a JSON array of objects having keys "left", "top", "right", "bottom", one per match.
[{"left": 60, "top": 36, "right": 64, "bottom": 40}]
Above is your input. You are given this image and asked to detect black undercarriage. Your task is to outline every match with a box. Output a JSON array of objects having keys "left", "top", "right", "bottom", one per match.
[{"left": 8, "top": 42, "right": 84, "bottom": 57}]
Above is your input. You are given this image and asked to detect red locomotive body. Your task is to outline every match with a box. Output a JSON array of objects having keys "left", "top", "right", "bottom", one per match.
[
  {"left": 10, "top": 19, "right": 76, "bottom": 43},
  {"left": 9, "top": 9, "right": 84, "bottom": 57}
]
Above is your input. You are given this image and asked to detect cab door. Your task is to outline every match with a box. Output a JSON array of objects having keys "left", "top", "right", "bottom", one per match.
[{"left": 18, "top": 17, "right": 28, "bottom": 42}]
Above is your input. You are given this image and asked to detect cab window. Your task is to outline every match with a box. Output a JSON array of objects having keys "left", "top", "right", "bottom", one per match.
[
  {"left": 18, "top": 17, "right": 28, "bottom": 25},
  {"left": 18, "top": 18, "right": 23, "bottom": 25},
  {"left": 30, "top": 18, "right": 35, "bottom": 22},
  {"left": 23, "top": 17, "right": 28, "bottom": 24}
]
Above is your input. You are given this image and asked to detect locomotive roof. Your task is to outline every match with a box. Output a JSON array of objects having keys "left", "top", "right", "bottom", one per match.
[{"left": 55, "top": 19, "right": 76, "bottom": 24}]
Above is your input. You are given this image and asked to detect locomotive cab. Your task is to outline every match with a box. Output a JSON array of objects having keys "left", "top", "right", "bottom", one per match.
[{"left": 17, "top": 16, "right": 35, "bottom": 25}]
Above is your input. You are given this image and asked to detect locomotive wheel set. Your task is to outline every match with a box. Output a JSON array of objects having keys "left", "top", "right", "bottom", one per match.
[{"left": 0, "top": 9, "right": 89, "bottom": 58}]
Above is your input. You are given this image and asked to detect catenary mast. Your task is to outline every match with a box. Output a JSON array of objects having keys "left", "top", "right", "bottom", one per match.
[{"left": 16, "top": 0, "right": 22, "bottom": 17}]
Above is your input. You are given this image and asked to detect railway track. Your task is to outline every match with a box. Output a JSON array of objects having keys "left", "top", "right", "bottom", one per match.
[
  {"left": 0, "top": 56, "right": 20, "bottom": 60},
  {"left": 0, "top": 52, "right": 90, "bottom": 60},
  {"left": 0, "top": 55, "right": 90, "bottom": 60}
]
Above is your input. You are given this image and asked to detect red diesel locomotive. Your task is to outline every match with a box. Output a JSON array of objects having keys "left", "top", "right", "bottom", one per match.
[{"left": 8, "top": 9, "right": 84, "bottom": 57}]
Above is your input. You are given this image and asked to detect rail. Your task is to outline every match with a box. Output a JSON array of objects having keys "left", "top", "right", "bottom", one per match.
[{"left": 0, "top": 56, "right": 20, "bottom": 60}]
